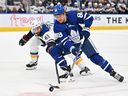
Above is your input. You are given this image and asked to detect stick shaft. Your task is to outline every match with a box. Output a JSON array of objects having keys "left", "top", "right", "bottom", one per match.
[{"left": 55, "top": 63, "right": 60, "bottom": 84}]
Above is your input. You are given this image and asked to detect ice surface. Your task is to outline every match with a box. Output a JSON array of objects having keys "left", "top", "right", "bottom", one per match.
[{"left": 0, "top": 30, "right": 128, "bottom": 96}]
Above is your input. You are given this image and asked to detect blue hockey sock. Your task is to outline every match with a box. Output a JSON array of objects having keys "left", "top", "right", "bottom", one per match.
[
  {"left": 55, "top": 55, "right": 68, "bottom": 71},
  {"left": 90, "top": 54, "right": 113, "bottom": 73},
  {"left": 49, "top": 47, "right": 68, "bottom": 71}
]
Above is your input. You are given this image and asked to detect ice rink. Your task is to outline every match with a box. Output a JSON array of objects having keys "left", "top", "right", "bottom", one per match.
[{"left": 0, "top": 30, "right": 128, "bottom": 96}]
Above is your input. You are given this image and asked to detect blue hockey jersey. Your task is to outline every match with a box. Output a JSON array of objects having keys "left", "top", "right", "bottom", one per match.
[{"left": 54, "top": 10, "right": 93, "bottom": 52}]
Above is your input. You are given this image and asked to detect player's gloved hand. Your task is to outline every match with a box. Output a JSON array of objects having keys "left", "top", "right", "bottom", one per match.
[
  {"left": 70, "top": 46, "right": 81, "bottom": 56},
  {"left": 19, "top": 34, "right": 29, "bottom": 46},
  {"left": 46, "top": 41, "right": 56, "bottom": 53},
  {"left": 82, "top": 27, "right": 90, "bottom": 39}
]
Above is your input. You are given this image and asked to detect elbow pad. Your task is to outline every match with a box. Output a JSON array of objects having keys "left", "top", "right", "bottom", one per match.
[
  {"left": 82, "top": 27, "right": 90, "bottom": 39},
  {"left": 84, "top": 16, "right": 94, "bottom": 27}
]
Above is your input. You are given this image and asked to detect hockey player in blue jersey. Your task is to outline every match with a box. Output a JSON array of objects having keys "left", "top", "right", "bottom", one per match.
[
  {"left": 53, "top": 4, "right": 124, "bottom": 82},
  {"left": 19, "top": 20, "right": 90, "bottom": 76}
]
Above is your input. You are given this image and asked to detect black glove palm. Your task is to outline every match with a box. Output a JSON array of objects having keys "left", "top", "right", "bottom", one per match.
[
  {"left": 19, "top": 38, "right": 26, "bottom": 46},
  {"left": 19, "top": 34, "right": 29, "bottom": 46}
]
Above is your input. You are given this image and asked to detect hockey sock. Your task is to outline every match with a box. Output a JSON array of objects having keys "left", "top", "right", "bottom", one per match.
[
  {"left": 55, "top": 55, "right": 68, "bottom": 71},
  {"left": 75, "top": 57, "right": 86, "bottom": 69},
  {"left": 30, "top": 52, "right": 39, "bottom": 62},
  {"left": 49, "top": 47, "right": 68, "bottom": 71},
  {"left": 90, "top": 54, "right": 113, "bottom": 73}
]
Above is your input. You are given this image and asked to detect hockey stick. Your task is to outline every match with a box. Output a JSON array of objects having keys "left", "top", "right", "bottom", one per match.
[
  {"left": 49, "top": 46, "right": 82, "bottom": 91},
  {"left": 55, "top": 62, "right": 60, "bottom": 84},
  {"left": 65, "top": 39, "right": 84, "bottom": 82},
  {"left": 49, "top": 54, "right": 79, "bottom": 92},
  {"left": 49, "top": 39, "right": 84, "bottom": 91},
  {"left": 49, "top": 62, "right": 60, "bottom": 92}
]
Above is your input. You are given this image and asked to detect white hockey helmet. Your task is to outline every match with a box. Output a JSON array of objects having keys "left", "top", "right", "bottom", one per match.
[
  {"left": 30, "top": 20, "right": 42, "bottom": 34},
  {"left": 31, "top": 20, "right": 42, "bottom": 30}
]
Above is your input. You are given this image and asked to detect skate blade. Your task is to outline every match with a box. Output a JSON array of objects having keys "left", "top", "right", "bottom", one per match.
[
  {"left": 26, "top": 66, "right": 37, "bottom": 70},
  {"left": 49, "top": 84, "right": 60, "bottom": 89},
  {"left": 60, "top": 77, "right": 75, "bottom": 83},
  {"left": 80, "top": 71, "right": 94, "bottom": 76}
]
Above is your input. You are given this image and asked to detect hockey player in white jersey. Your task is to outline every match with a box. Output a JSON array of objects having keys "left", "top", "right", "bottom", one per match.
[
  {"left": 19, "top": 20, "right": 51, "bottom": 70},
  {"left": 19, "top": 20, "right": 90, "bottom": 76}
]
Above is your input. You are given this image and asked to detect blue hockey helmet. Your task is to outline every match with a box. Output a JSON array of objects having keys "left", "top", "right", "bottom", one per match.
[{"left": 53, "top": 4, "right": 65, "bottom": 16}]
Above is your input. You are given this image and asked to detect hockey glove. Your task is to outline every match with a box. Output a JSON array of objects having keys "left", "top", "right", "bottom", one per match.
[
  {"left": 70, "top": 46, "right": 81, "bottom": 56},
  {"left": 19, "top": 34, "right": 29, "bottom": 46},
  {"left": 82, "top": 27, "right": 90, "bottom": 39},
  {"left": 46, "top": 41, "right": 56, "bottom": 53}
]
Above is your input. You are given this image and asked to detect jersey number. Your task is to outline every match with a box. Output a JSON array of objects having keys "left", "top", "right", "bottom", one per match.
[
  {"left": 77, "top": 12, "right": 83, "bottom": 18},
  {"left": 44, "top": 34, "right": 50, "bottom": 40}
]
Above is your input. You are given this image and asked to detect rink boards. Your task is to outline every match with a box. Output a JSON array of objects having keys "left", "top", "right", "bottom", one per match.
[{"left": 0, "top": 14, "right": 128, "bottom": 32}]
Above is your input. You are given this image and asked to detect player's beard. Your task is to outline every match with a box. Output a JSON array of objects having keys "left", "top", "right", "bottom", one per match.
[{"left": 34, "top": 27, "right": 41, "bottom": 36}]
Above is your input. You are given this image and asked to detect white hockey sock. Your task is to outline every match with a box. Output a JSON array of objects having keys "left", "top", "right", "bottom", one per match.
[
  {"left": 30, "top": 54, "right": 39, "bottom": 63},
  {"left": 75, "top": 57, "right": 86, "bottom": 70}
]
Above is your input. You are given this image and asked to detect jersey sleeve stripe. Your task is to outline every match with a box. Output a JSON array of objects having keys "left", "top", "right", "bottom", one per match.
[
  {"left": 84, "top": 13, "right": 87, "bottom": 19},
  {"left": 86, "top": 15, "right": 92, "bottom": 20},
  {"left": 61, "top": 37, "right": 68, "bottom": 43}
]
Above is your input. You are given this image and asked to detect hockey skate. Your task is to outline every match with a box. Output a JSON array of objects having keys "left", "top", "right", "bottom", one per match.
[
  {"left": 110, "top": 70, "right": 124, "bottom": 82},
  {"left": 79, "top": 66, "right": 91, "bottom": 76},
  {"left": 59, "top": 65, "right": 74, "bottom": 82},
  {"left": 59, "top": 71, "right": 74, "bottom": 79},
  {"left": 26, "top": 61, "right": 38, "bottom": 70}
]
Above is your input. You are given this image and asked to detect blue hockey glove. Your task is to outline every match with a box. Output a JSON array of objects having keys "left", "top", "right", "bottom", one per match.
[{"left": 70, "top": 46, "right": 81, "bottom": 56}]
